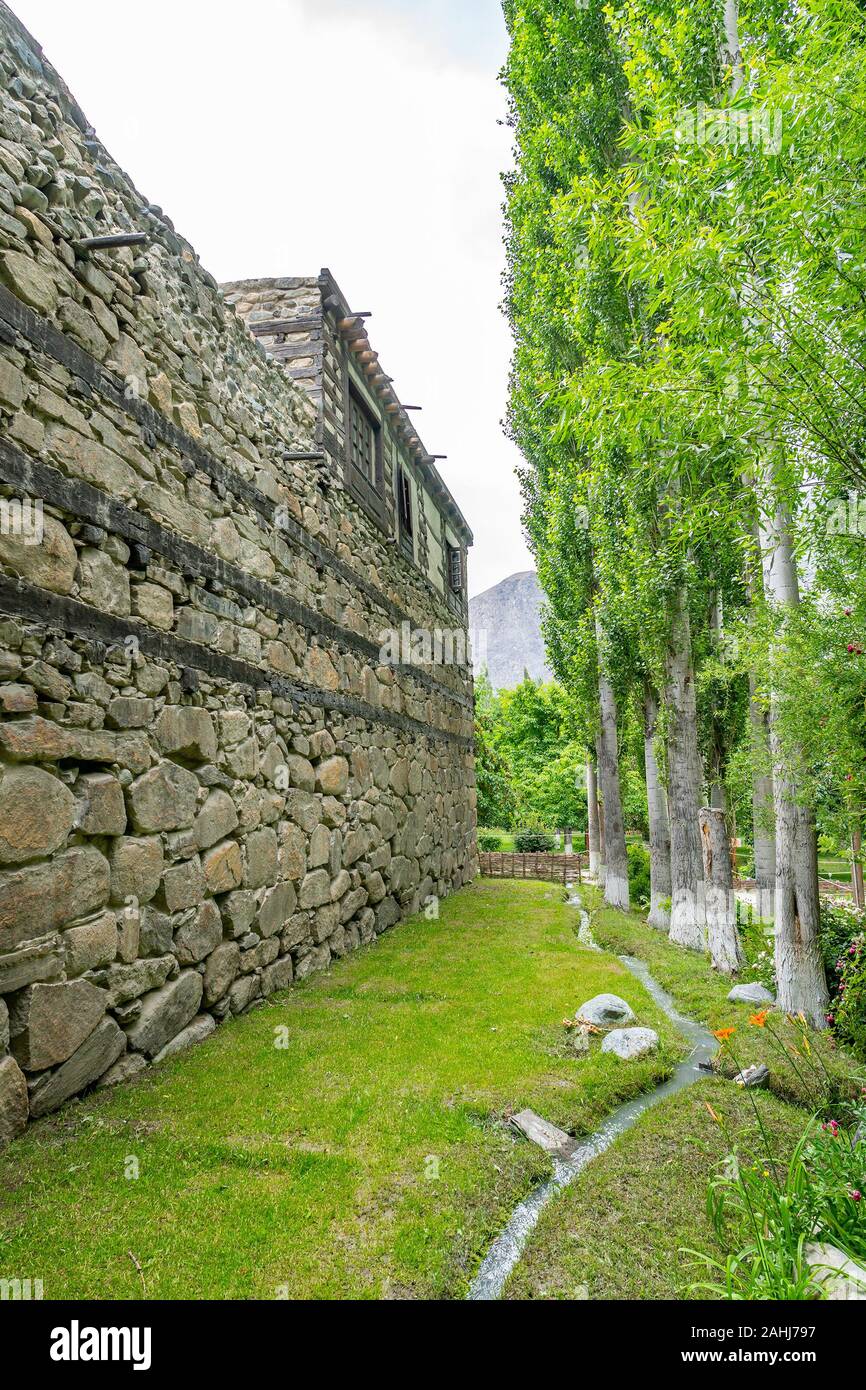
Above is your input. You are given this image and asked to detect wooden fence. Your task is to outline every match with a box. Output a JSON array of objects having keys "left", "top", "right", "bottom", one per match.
[
  {"left": 479, "top": 851, "right": 587, "bottom": 884},
  {"left": 736, "top": 874, "right": 853, "bottom": 899}
]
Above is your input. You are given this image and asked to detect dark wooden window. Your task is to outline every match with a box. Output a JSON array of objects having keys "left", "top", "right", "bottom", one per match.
[
  {"left": 349, "top": 387, "right": 377, "bottom": 486},
  {"left": 447, "top": 542, "right": 463, "bottom": 594},
  {"left": 397, "top": 465, "right": 414, "bottom": 556}
]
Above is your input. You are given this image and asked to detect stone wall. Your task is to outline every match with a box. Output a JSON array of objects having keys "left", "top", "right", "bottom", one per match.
[{"left": 0, "top": 2, "right": 476, "bottom": 1146}]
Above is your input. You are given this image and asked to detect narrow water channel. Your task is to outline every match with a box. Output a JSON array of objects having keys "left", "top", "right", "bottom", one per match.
[{"left": 467, "top": 894, "right": 717, "bottom": 1301}]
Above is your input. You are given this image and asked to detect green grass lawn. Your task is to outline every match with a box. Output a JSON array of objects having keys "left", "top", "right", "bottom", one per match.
[
  {"left": 585, "top": 887, "right": 860, "bottom": 1107},
  {"left": 503, "top": 1076, "right": 807, "bottom": 1300},
  {"left": 0, "top": 879, "right": 687, "bottom": 1301},
  {"left": 733, "top": 846, "right": 854, "bottom": 884},
  {"left": 503, "top": 886, "right": 863, "bottom": 1300}
]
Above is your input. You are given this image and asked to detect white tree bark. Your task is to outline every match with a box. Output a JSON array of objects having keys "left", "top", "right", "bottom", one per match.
[
  {"left": 708, "top": 593, "right": 729, "bottom": 812},
  {"left": 596, "top": 732, "right": 607, "bottom": 888},
  {"left": 664, "top": 587, "right": 706, "bottom": 949},
  {"left": 852, "top": 828, "right": 865, "bottom": 911},
  {"left": 759, "top": 501, "right": 828, "bottom": 1026},
  {"left": 719, "top": 0, "right": 825, "bottom": 1022},
  {"left": 700, "top": 807, "right": 742, "bottom": 974},
  {"left": 596, "top": 623, "right": 629, "bottom": 910},
  {"left": 586, "top": 758, "right": 601, "bottom": 878},
  {"left": 722, "top": 0, "right": 744, "bottom": 93},
  {"left": 749, "top": 672, "right": 776, "bottom": 915},
  {"left": 644, "top": 686, "right": 671, "bottom": 930}
]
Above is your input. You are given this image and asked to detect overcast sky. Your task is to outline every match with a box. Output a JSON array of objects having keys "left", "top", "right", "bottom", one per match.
[{"left": 12, "top": 0, "right": 533, "bottom": 596}]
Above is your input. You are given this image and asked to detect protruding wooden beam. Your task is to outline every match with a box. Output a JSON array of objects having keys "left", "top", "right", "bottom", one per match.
[{"left": 75, "top": 231, "right": 149, "bottom": 253}]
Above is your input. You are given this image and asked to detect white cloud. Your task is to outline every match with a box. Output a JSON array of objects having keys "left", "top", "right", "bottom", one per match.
[{"left": 11, "top": 0, "right": 532, "bottom": 593}]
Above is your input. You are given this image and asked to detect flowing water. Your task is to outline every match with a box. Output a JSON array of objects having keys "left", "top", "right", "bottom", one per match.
[{"left": 467, "top": 893, "right": 717, "bottom": 1301}]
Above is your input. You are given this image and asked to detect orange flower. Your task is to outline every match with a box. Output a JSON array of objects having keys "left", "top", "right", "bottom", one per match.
[
  {"left": 714, "top": 1027, "right": 736, "bottom": 1042},
  {"left": 749, "top": 1010, "right": 769, "bottom": 1028}
]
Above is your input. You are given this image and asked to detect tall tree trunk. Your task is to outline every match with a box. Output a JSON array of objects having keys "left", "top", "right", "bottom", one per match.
[
  {"left": 700, "top": 808, "right": 742, "bottom": 974},
  {"left": 760, "top": 499, "right": 828, "bottom": 1026},
  {"left": 664, "top": 587, "right": 706, "bottom": 949},
  {"left": 596, "top": 624, "right": 629, "bottom": 910},
  {"left": 707, "top": 592, "right": 729, "bottom": 812},
  {"left": 587, "top": 758, "right": 601, "bottom": 878},
  {"left": 644, "top": 685, "right": 671, "bottom": 930},
  {"left": 596, "top": 734, "right": 607, "bottom": 888},
  {"left": 851, "top": 828, "right": 864, "bottom": 910},
  {"left": 749, "top": 673, "right": 776, "bottom": 920},
  {"left": 719, "top": 0, "right": 825, "bottom": 1021}
]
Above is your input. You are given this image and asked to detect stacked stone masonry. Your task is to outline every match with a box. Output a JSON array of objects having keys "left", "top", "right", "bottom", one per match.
[{"left": 0, "top": 3, "right": 477, "bottom": 1145}]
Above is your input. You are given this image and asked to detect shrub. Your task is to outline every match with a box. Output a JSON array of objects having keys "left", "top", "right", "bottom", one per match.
[
  {"left": 513, "top": 827, "right": 555, "bottom": 853},
  {"left": 478, "top": 831, "right": 503, "bottom": 852},
  {"left": 689, "top": 1103, "right": 866, "bottom": 1299},
  {"left": 819, "top": 898, "right": 866, "bottom": 1054},
  {"left": 819, "top": 896, "right": 866, "bottom": 976},
  {"left": 738, "top": 906, "right": 777, "bottom": 993},
  {"left": 627, "top": 841, "right": 651, "bottom": 908},
  {"left": 688, "top": 1017, "right": 866, "bottom": 1300},
  {"left": 830, "top": 932, "right": 866, "bottom": 1058}
]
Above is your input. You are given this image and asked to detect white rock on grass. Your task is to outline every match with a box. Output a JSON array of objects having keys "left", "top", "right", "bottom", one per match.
[
  {"left": 601, "top": 1027, "right": 659, "bottom": 1060},
  {"left": 576, "top": 993, "right": 634, "bottom": 1027},
  {"left": 728, "top": 982, "right": 775, "bottom": 1005},
  {"left": 735, "top": 1063, "right": 770, "bottom": 1088},
  {"left": 805, "top": 1243, "right": 866, "bottom": 1300}
]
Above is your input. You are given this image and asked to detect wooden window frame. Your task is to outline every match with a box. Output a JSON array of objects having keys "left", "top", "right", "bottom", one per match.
[
  {"left": 447, "top": 542, "right": 463, "bottom": 593},
  {"left": 348, "top": 383, "right": 379, "bottom": 486},
  {"left": 397, "top": 463, "right": 415, "bottom": 559},
  {"left": 446, "top": 541, "right": 465, "bottom": 615},
  {"left": 343, "top": 372, "right": 387, "bottom": 528}
]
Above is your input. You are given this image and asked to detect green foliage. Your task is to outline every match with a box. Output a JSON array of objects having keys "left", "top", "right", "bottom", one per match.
[
  {"left": 739, "top": 912, "right": 777, "bottom": 994},
  {"left": 829, "top": 930, "right": 866, "bottom": 1059},
  {"left": 476, "top": 674, "right": 591, "bottom": 831},
  {"left": 478, "top": 831, "right": 504, "bottom": 852},
  {"left": 474, "top": 673, "right": 522, "bottom": 829},
  {"left": 620, "top": 757, "right": 650, "bottom": 838},
  {"left": 818, "top": 897, "right": 866, "bottom": 1056},
  {"left": 514, "top": 827, "right": 556, "bottom": 853},
  {"left": 690, "top": 1105, "right": 866, "bottom": 1299},
  {"left": 819, "top": 897, "right": 866, "bottom": 977},
  {"left": 627, "top": 841, "right": 651, "bottom": 907},
  {"left": 502, "top": 0, "right": 866, "bottom": 910}
]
